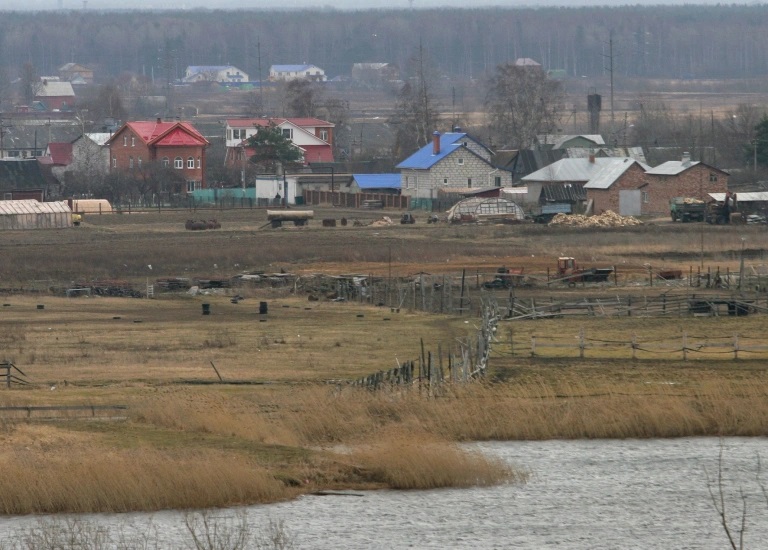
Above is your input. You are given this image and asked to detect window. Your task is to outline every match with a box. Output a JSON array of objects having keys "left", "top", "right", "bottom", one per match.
[
  {"left": 188, "top": 156, "right": 195, "bottom": 169},
  {"left": 443, "top": 178, "right": 448, "bottom": 184},
  {"left": 112, "top": 156, "right": 117, "bottom": 168},
  {"left": 174, "top": 157, "right": 183, "bottom": 169},
  {"left": 186, "top": 181, "right": 198, "bottom": 192},
  {"left": 494, "top": 176, "right": 502, "bottom": 187},
  {"left": 197, "top": 156, "right": 201, "bottom": 168},
  {"left": 467, "top": 178, "right": 472, "bottom": 188},
  {"left": 129, "top": 156, "right": 134, "bottom": 169},
  {"left": 642, "top": 191, "right": 650, "bottom": 204},
  {"left": 320, "top": 129, "right": 328, "bottom": 142},
  {"left": 123, "top": 136, "right": 127, "bottom": 146},
  {"left": 161, "top": 157, "right": 169, "bottom": 167},
  {"left": 282, "top": 128, "right": 293, "bottom": 140},
  {"left": 457, "top": 158, "right": 464, "bottom": 165},
  {"left": 131, "top": 136, "right": 135, "bottom": 147},
  {"left": 232, "top": 129, "right": 245, "bottom": 140},
  {"left": 138, "top": 157, "right": 142, "bottom": 168},
  {"left": 405, "top": 176, "right": 410, "bottom": 188},
  {"left": 709, "top": 173, "right": 718, "bottom": 182}
]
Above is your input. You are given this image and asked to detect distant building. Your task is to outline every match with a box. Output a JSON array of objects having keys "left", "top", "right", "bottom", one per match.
[
  {"left": 58, "top": 63, "right": 94, "bottom": 84},
  {"left": 351, "top": 63, "right": 399, "bottom": 86},
  {"left": 269, "top": 65, "right": 326, "bottom": 82},
  {"left": 514, "top": 58, "right": 542, "bottom": 68},
  {"left": 535, "top": 134, "right": 606, "bottom": 151},
  {"left": 182, "top": 65, "right": 249, "bottom": 84},
  {"left": 34, "top": 80, "right": 76, "bottom": 111}
]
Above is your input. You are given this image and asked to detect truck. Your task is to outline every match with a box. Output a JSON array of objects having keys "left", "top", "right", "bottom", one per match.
[
  {"left": 557, "top": 257, "right": 613, "bottom": 285},
  {"left": 534, "top": 203, "right": 572, "bottom": 224},
  {"left": 669, "top": 197, "right": 706, "bottom": 222}
]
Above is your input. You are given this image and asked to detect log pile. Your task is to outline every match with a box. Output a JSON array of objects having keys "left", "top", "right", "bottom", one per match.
[{"left": 549, "top": 210, "right": 642, "bottom": 227}]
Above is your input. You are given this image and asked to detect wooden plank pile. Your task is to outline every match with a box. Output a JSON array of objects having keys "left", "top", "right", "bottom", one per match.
[{"left": 549, "top": 210, "right": 642, "bottom": 227}]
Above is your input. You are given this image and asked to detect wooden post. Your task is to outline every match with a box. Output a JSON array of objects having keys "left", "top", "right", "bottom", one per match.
[
  {"left": 614, "top": 266, "right": 618, "bottom": 286},
  {"left": 733, "top": 333, "right": 739, "bottom": 360},
  {"left": 579, "top": 328, "right": 585, "bottom": 359},
  {"left": 649, "top": 265, "right": 653, "bottom": 287},
  {"left": 531, "top": 335, "right": 536, "bottom": 357},
  {"left": 459, "top": 269, "right": 466, "bottom": 315},
  {"left": 631, "top": 333, "right": 637, "bottom": 360},
  {"left": 509, "top": 327, "right": 514, "bottom": 357},
  {"left": 627, "top": 296, "right": 632, "bottom": 316},
  {"left": 682, "top": 332, "right": 687, "bottom": 361}
]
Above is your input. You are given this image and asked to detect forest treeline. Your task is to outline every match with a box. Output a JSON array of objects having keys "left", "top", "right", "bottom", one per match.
[{"left": 3, "top": 5, "right": 768, "bottom": 82}]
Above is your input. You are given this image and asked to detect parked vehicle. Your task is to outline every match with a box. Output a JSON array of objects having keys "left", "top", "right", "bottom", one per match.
[
  {"left": 534, "top": 203, "right": 572, "bottom": 224},
  {"left": 556, "top": 257, "right": 613, "bottom": 284},
  {"left": 670, "top": 197, "right": 705, "bottom": 222},
  {"left": 482, "top": 267, "right": 525, "bottom": 289}
]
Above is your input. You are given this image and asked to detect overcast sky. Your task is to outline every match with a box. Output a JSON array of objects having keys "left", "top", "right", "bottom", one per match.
[{"left": 7, "top": 0, "right": 765, "bottom": 10}]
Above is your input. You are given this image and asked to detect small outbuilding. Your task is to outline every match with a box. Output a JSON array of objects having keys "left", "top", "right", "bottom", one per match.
[{"left": 0, "top": 200, "right": 73, "bottom": 230}]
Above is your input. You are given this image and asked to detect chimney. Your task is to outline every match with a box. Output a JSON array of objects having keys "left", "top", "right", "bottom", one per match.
[
  {"left": 156, "top": 116, "right": 162, "bottom": 124},
  {"left": 682, "top": 151, "right": 691, "bottom": 165},
  {"left": 588, "top": 149, "right": 595, "bottom": 164},
  {"left": 432, "top": 131, "right": 440, "bottom": 155}
]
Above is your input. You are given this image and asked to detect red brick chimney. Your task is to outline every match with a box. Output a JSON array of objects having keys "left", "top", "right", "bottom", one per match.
[
  {"left": 432, "top": 131, "right": 440, "bottom": 155},
  {"left": 156, "top": 116, "right": 162, "bottom": 124},
  {"left": 588, "top": 152, "right": 595, "bottom": 163}
]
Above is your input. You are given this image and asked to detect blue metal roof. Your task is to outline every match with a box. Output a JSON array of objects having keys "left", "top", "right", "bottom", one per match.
[
  {"left": 271, "top": 64, "right": 317, "bottom": 72},
  {"left": 396, "top": 133, "right": 467, "bottom": 169},
  {"left": 353, "top": 174, "right": 401, "bottom": 189}
]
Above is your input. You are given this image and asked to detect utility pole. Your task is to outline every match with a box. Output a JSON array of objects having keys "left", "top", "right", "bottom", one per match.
[
  {"left": 257, "top": 39, "right": 264, "bottom": 115},
  {"left": 602, "top": 31, "right": 615, "bottom": 141}
]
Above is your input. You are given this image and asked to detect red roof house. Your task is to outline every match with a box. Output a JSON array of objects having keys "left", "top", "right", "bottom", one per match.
[{"left": 106, "top": 119, "right": 210, "bottom": 191}]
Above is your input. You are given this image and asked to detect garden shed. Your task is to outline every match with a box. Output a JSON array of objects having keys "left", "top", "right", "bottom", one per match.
[
  {"left": 0, "top": 200, "right": 73, "bottom": 230},
  {"left": 446, "top": 196, "right": 525, "bottom": 223}
]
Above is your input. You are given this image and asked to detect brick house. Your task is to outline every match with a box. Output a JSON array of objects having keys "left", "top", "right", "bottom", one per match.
[
  {"left": 106, "top": 119, "right": 210, "bottom": 192},
  {"left": 396, "top": 131, "right": 513, "bottom": 210},
  {"left": 585, "top": 153, "right": 728, "bottom": 216}
]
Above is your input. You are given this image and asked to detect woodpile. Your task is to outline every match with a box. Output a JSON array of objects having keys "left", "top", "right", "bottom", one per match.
[
  {"left": 369, "top": 216, "right": 394, "bottom": 227},
  {"left": 549, "top": 210, "right": 642, "bottom": 227}
]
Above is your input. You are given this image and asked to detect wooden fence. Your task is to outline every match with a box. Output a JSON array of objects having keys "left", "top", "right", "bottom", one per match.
[
  {"left": 351, "top": 301, "right": 498, "bottom": 391},
  {"left": 506, "top": 330, "right": 768, "bottom": 361},
  {"left": 0, "top": 361, "right": 28, "bottom": 388},
  {"left": 0, "top": 405, "right": 128, "bottom": 419},
  {"left": 302, "top": 190, "right": 410, "bottom": 209}
]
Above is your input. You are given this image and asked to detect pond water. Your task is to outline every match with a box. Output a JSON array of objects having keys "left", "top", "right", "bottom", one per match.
[{"left": 2, "top": 437, "right": 767, "bottom": 549}]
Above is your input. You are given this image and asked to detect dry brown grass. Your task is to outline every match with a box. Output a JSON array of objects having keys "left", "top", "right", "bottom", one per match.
[{"left": 0, "top": 212, "right": 767, "bottom": 514}]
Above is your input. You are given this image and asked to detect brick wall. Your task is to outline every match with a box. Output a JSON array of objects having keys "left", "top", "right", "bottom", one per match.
[
  {"left": 588, "top": 162, "right": 728, "bottom": 216},
  {"left": 110, "top": 129, "right": 207, "bottom": 189}
]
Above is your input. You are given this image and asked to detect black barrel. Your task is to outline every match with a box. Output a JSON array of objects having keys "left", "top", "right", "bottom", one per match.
[
  {"left": 259, "top": 301, "right": 268, "bottom": 314},
  {"left": 202, "top": 303, "right": 211, "bottom": 315}
]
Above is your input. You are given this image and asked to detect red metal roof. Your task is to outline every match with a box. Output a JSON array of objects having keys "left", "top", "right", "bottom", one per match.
[
  {"left": 47, "top": 142, "right": 73, "bottom": 165},
  {"left": 115, "top": 121, "right": 209, "bottom": 147},
  {"left": 227, "top": 117, "right": 334, "bottom": 128}
]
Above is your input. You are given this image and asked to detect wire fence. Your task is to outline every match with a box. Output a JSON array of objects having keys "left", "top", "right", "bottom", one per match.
[{"left": 499, "top": 329, "right": 768, "bottom": 361}]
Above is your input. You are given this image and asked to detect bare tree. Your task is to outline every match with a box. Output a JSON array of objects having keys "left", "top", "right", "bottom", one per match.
[{"left": 485, "top": 63, "right": 564, "bottom": 150}]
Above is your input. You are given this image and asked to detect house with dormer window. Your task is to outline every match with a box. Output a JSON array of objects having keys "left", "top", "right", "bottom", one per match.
[
  {"left": 106, "top": 118, "right": 210, "bottom": 192},
  {"left": 224, "top": 117, "right": 334, "bottom": 168}
]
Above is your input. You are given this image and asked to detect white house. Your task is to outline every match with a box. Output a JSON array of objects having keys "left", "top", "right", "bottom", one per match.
[
  {"left": 224, "top": 117, "right": 335, "bottom": 167},
  {"left": 269, "top": 65, "right": 326, "bottom": 82},
  {"left": 64, "top": 133, "right": 112, "bottom": 178},
  {"left": 183, "top": 65, "right": 249, "bottom": 84}
]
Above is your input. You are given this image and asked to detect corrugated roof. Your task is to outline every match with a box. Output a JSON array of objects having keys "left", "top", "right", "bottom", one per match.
[
  {"left": 537, "top": 134, "right": 605, "bottom": 149},
  {"left": 47, "top": 142, "right": 73, "bottom": 165},
  {"left": 109, "top": 122, "right": 208, "bottom": 147},
  {"left": 35, "top": 81, "right": 75, "bottom": 97},
  {"left": 353, "top": 174, "right": 401, "bottom": 189},
  {"left": 542, "top": 183, "right": 586, "bottom": 202},
  {"left": 396, "top": 133, "right": 468, "bottom": 169},
  {"left": 646, "top": 160, "right": 700, "bottom": 175},
  {"left": 0, "top": 200, "right": 71, "bottom": 215},
  {"left": 710, "top": 192, "right": 768, "bottom": 202},
  {"left": 584, "top": 158, "right": 650, "bottom": 189},
  {"left": 523, "top": 157, "right": 629, "bottom": 183}
]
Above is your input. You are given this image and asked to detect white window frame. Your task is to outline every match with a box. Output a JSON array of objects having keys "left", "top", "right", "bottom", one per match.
[
  {"left": 161, "top": 157, "right": 169, "bottom": 168},
  {"left": 458, "top": 158, "right": 464, "bottom": 165},
  {"left": 129, "top": 156, "right": 134, "bottom": 169},
  {"left": 642, "top": 191, "right": 650, "bottom": 204},
  {"left": 320, "top": 129, "right": 328, "bottom": 141},
  {"left": 123, "top": 136, "right": 127, "bottom": 146},
  {"left": 112, "top": 156, "right": 117, "bottom": 168},
  {"left": 186, "top": 180, "right": 198, "bottom": 192},
  {"left": 187, "top": 156, "right": 195, "bottom": 169},
  {"left": 131, "top": 136, "right": 135, "bottom": 147},
  {"left": 197, "top": 157, "right": 201, "bottom": 168},
  {"left": 282, "top": 128, "right": 293, "bottom": 140},
  {"left": 174, "top": 157, "right": 183, "bottom": 169}
]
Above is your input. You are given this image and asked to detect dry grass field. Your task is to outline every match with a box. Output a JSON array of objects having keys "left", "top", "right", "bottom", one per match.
[{"left": 0, "top": 209, "right": 767, "bottom": 514}]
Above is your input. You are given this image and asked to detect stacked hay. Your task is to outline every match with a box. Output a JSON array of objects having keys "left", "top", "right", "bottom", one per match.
[{"left": 549, "top": 210, "right": 642, "bottom": 227}]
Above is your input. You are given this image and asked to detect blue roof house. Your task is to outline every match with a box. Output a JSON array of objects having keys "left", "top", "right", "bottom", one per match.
[{"left": 395, "top": 132, "right": 513, "bottom": 209}]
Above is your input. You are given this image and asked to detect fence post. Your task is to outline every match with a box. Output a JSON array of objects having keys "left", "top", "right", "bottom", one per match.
[
  {"left": 733, "top": 333, "right": 739, "bottom": 360},
  {"left": 632, "top": 333, "right": 637, "bottom": 360},
  {"left": 531, "top": 335, "right": 536, "bottom": 357},
  {"left": 579, "top": 328, "right": 585, "bottom": 359},
  {"left": 682, "top": 331, "right": 687, "bottom": 361}
]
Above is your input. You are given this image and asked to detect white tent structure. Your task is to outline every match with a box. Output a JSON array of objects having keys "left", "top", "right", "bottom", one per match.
[
  {"left": 446, "top": 197, "right": 525, "bottom": 223},
  {"left": 0, "top": 200, "right": 73, "bottom": 230}
]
